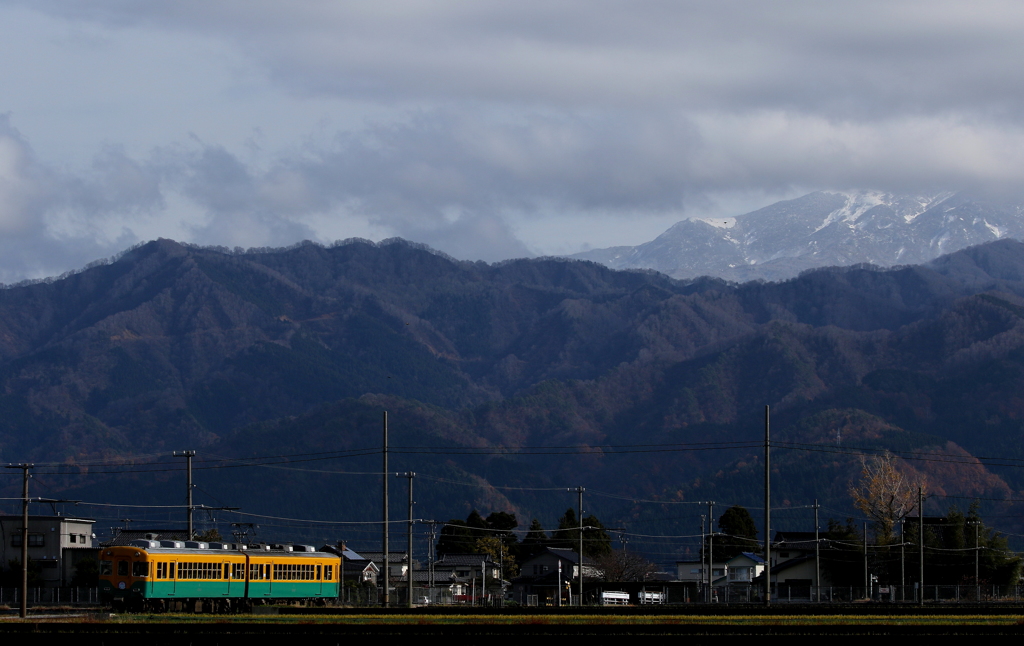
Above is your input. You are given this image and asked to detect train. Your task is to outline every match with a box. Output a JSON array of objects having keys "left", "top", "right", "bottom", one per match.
[{"left": 99, "top": 539, "right": 341, "bottom": 612}]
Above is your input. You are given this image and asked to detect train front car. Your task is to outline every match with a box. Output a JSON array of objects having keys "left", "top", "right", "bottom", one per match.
[{"left": 98, "top": 540, "right": 340, "bottom": 611}]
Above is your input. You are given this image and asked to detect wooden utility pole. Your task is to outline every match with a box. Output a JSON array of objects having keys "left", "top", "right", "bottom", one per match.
[{"left": 5, "top": 463, "right": 32, "bottom": 619}]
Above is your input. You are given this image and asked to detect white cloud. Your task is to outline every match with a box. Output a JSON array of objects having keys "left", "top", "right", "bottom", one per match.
[{"left": 1, "top": 2, "right": 1024, "bottom": 279}]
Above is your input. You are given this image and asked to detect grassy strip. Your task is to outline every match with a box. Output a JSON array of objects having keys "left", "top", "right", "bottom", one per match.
[{"left": 88, "top": 613, "right": 1024, "bottom": 626}]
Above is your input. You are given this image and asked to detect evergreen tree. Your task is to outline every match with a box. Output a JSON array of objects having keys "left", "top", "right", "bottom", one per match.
[
  {"left": 713, "top": 505, "right": 759, "bottom": 560},
  {"left": 520, "top": 519, "right": 549, "bottom": 560},
  {"left": 553, "top": 508, "right": 612, "bottom": 558}
]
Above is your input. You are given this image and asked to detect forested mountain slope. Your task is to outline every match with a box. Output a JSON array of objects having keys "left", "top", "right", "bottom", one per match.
[{"left": 3, "top": 238, "right": 1024, "bottom": 548}]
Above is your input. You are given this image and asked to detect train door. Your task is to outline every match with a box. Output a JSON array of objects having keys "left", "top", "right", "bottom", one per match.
[
  {"left": 316, "top": 563, "right": 323, "bottom": 596},
  {"left": 114, "top": 556, "right": 130, "bottom": 593},
  {"left": 223, "top": 560, "right": 231, "bottom": 597},
  {"left": 169, "top": 560, "right": 177, "bottom": 596},
  {"left": 266, "top": 561, "right": 273, "bottom": 597}
]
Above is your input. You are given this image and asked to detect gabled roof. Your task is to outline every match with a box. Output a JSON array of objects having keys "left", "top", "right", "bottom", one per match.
[
  {"left": 522, "top": 547, "right": 595, "bottom": 566},
  {"left": 727, "top": 551, "right": 765, "bottom": 565},
  {"left": 359, "top": 551, "right": 408, "bottom": 563},
  {"left": 436, "top": 552, "right": 494, "bottom": 567}
]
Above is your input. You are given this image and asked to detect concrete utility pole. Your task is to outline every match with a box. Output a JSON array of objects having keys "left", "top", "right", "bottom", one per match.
[
  {"left": 918, "top": 486, "right": 924, "bottom": 606},
  {"left": 700, "top": 515, "right": 706, "bottom": 597},
  {"left": 707, "top": 500, "right": 715, "bottom": 603},
  {"left": 172, "top": 451, "right": 196, "bottom": 538},
  {"left": 382, "top": 411, "right": 389, "bottom": 608},
  {"left": 5, "top": 463, "right": 32, "bottom": 618},
  {"left": 574, "top": 486, "right": 585, "bottom": 606},
  {"left": 814, "top": 499, "right": 820, "bottom": 603},
  {"left": 764, "top": 404, "right": 771, "bottom": 605},
  {"left": 401, "top": 471, "right": 415, "bottom": 608},
  {"left": 863, "top": 522, "right": 869, "bottom": 599}
]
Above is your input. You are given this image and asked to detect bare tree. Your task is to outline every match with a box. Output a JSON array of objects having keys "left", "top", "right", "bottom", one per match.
[
  {"left": 849, "top": 451, "right": 923, "bottom": 544},
  {"left": 596, "top": 550, "right": 658, "bottom": 582}
]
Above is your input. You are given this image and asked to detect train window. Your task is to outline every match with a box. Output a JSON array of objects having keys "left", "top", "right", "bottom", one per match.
[
  {"left": 324, "top": 565, "right": 332, "bottom": 581},
  {"left": 316, "top": 565, "right": 321, "bottom": 580},
  {"left": 132, "top": 561, "right": 149, "bottom": 577},
  {"left": 156, "top": 563, "right": 166, "bottom": 579},
  {"left": 117, "top": 561, "right": 129, "bottom": 576},
  {"left": 100, "top": 560, "right": 112, "bottom": 576}
]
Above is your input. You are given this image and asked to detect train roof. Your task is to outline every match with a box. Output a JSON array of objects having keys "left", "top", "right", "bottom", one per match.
[{"left": 104, "top": 540, "right": 339, "bottom": 558}]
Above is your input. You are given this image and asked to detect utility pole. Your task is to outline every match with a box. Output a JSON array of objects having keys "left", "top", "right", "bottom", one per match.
[
  {"left": 764, "top": 404, "right": 771, "bottom": 605},
  {"left": 700, "top": 515, "right": 706, "bottom": 599},
  {"left": 172, "top": 451, "right": 196, "bottom": 538},
  {"left": 971, "top": 520, "right": 980, "bottom": 600},
  {"left": 5, "top": 463, "right": 32, "bottom": 619},
  {"left": 573, "top": 486, "right": 585, "bottom": 606},
  {"left": 900, "top": 519, "right": 905, "bottom": 602},
  {"left": 382, "top": 411, "right": 390, "bottom": 608},
  {"left": 427, "top": 521, "right": 438, "bottom": 602},
  {"left": 707, "top": 500, "right": 715, "bottom": 603},
  {"left": 400, "top": 472, "right": 415, "bottom": 608},
  {"left": 918, "top": 486, "right": 924, "bottom": 606},
  {"left": 863, "top": 521, "right": 869, "bottom": 599},
  {"left": 814, "top": 499, "right": 820, "bottom": 603}
]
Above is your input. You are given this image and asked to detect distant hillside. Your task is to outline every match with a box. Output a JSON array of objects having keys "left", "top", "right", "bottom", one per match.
[
  {"left": 5, "top": 238, "right": 1024, "bottom": 556},
  {"left": 573, "top": 190, "right": 1024, "bottom": 281}
]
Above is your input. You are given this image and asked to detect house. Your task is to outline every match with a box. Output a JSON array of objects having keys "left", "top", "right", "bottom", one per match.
[
  {"left": 416, "top": 553, "right": 502, "bottom": 604},
  {"left": 322, "top": 544, "right": 379, "bottom": 586},
  {"left": 359, "top": 550, "right": 411, "bottom": 580},
  {"left": 512, "top": 548, "right": 599, "bottom": 606},
  {"left": 726, "top": 552, "right": 765, "bottom": 584},
  {"left": 769, "top": 531, "right": 822, "bottom": 596},
  {"left": 0, "top": 514, "right": 97, "bottom": 587},
  {"left": 675, "top": 559, "right": 728, "bottom": 584}
]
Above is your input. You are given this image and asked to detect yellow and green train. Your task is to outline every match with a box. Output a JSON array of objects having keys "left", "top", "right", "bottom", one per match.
[{"left": 99, "top": 540, "right": 340, "bottom": 611}]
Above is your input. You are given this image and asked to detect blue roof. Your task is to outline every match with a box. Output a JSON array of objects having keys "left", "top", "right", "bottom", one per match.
[{"left": 733, "top": 552, "right": 765, "bottom": 564}]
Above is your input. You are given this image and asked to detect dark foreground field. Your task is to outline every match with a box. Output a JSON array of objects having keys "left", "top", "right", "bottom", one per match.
[{"left": 3, "top": 605, "right": 1024, "bottom": 641}]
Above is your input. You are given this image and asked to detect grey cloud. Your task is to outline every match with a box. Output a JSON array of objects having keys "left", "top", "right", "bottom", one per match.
[{"left": 15, "top": 1, "right": 1024, "bottom": 121}]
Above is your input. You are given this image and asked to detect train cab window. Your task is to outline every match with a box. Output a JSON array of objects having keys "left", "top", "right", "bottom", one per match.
[
  {"left": 117, "top": 561, "right": 129, "bottom": 576},
  {"left": 132, "top": 561, "right": 149, "bottom": 577},
  {"left": 100, "top": 560, "right": 113, "bottom": 575}
]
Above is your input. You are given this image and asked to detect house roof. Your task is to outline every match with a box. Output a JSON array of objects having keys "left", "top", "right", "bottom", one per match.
[
  {"left": 359, "top": 551, "right": 408, "bottom": 563},
  {"left": 727, "top": 552, "right": 765, "bottom": 565},
  {"left": 436, "top": 552, "right": 494, "bottom": 566},
  {"left": 522, "top": 547, "right": 595, "bottom": 566}
]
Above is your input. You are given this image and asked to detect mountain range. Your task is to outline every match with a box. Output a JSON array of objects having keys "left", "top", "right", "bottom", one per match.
[
  {"left": 3, "top": 238, "right": 1024, "bottom": 557},
  {"left": 573, "top": 190, "right": 1024, "bottom": 282}
]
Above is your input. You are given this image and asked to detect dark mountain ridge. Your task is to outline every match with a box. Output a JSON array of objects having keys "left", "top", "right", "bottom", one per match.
[{"left": 4, "top": 237, "right": 1024, "bottom": 554}]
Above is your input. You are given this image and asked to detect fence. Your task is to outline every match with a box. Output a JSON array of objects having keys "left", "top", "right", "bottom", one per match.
[
  {"left": 0, "top": 587, "right": 101, "bottom": 606},
  {"left": 700, "top": 584, "right": 1024, "bottom": 604}
]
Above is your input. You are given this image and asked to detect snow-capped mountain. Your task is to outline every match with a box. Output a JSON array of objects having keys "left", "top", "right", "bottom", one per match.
[{"left": 572, "top": 191, "right": 1024, "bottom": 281}]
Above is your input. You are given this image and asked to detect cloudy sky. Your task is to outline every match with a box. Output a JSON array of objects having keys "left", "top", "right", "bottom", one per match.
[{"left": 1, "top": 1, "right": 1023, "bottom": 282}]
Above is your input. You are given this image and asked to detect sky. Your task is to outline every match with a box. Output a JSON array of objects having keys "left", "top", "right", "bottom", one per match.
[{"left": 1, "top": 1, "right": 1024, "bottom": 282}]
